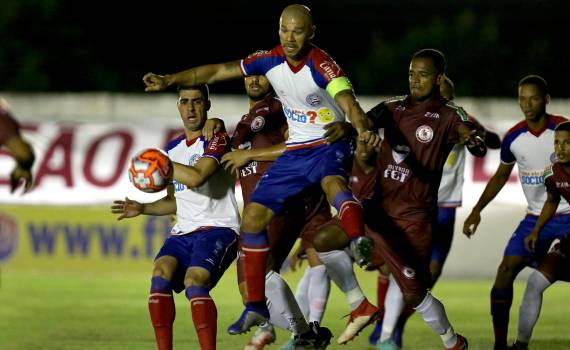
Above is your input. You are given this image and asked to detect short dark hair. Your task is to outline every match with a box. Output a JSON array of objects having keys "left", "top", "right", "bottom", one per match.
[
  {"left": 519, "top": 75, "right": 548, "bottom": 96},
  {"left": 555, "top": 121, "right": 570, "bottom": 132},
  {"left": 177, "top": 84, "right": 210, "bottom": 100},
  {"left": 412, "top": 48, "right": 446, "bottom": 74}
]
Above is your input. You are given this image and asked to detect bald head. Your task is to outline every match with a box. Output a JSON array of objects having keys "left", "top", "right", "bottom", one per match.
[{"left": 281, "top": 4, "right": 313, "bottom": 26}]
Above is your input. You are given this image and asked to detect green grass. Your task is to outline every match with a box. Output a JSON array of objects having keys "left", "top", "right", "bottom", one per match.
[{"left": 1, "top": 266, "right": 569, "bottom": 349}]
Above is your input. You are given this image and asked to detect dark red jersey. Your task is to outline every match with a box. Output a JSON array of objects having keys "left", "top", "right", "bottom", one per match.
[
  {"left": 231, "top": 96, "right": 288, "bottom": 204},
  {"left": 0, "top": 105, "right": 20, "bottom": 145},
  {"left": 367, "top": 95, "right": 467, "bottom": 221},
  {"left": 349, "top": 159, "right": 378, "bottom": 201},
  {"left": 544, "top": 163, "right": 570, "bottom": 203}
]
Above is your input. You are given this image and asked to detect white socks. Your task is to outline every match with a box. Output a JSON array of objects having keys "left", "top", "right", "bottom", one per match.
[
  {"left": 415, "top": 292, "right": 457, "bottom": 348},
  {"left": 517, "top": 270, "right": 552, "bottom": 343},
  {"left": 380, "top": 274, "right": 405, "bottom": 342},
  {"left": 318, "top": 250, "right": 364, "bottom": 310},
  {"left": 307, "top": 265, "right": 331, "bottom": 323},
  {"left": 295, "top": 266, "right": 311, "bottom": 319},
  {"left": 265, "top": 271, "right": 310, "bottom": 335}
]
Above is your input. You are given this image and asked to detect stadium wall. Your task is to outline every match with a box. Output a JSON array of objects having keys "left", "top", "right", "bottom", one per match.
[{"left": 1, "top": 93, "right": 569, "bottom": 278}]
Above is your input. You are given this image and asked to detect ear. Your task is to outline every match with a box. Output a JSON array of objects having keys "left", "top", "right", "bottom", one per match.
[
  {"left": 309, "top": 25, "right": 316, "bottom": 40},
  {"left": 546, "top": 94, "right": 551, "bottom": 105},
  {"left": 436, "top": 73, "right": 444, "bottom": 86}
]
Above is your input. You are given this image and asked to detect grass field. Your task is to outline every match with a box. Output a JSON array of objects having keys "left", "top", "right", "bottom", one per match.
[{"left": 1, "top": 266, "right": 569, "bottom": 350}]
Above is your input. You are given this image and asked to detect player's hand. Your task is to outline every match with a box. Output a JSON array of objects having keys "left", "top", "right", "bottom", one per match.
[
  {"left": 9, "top": 165, "right": 33, "bottom": 194},
  {"left": 221, "top": 150, "right": 251, "bottom": 174},
  {"left": 143, "top": 73, "right": 170, "bottom": 92},
  {"left": 358, "top": 130, "right": 382, "bottom": 148},
  {"left": 463, "top": 209, "right": 481, "bottom": 238},
  {"left": 323, "top": 122, "right": 354, "bottom": 143},
  {"left": 111, "top": 197, "right": 144, "bottom": 220},
  {"left": 203, "top": 118, "right": 225, "bottom": 140},
  {"left": 289, "top": 252, "right": 305, "bottom": 272},
  {"left": 524, "top": 230, "right": 539, "bottom": 252}
]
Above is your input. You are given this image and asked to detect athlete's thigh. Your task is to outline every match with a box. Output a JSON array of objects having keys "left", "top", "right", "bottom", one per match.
[{"left": 191, "top": 227, "right": 238, "bottom": 289}]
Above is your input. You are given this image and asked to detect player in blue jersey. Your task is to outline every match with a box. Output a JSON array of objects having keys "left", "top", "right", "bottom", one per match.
[
  {"left": 463, "top": 75, "right": 570, "bottom": 350},
  {"left": 142, "top": 4, "right": 380, "bottom": 338}
]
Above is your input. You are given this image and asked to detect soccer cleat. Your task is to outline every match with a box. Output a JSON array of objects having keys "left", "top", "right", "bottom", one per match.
[
  {"left": 377, "top": 338, "right": 401, "bottom": 350},
  {"left": 337, "top": 298, "right": 380, "bottom": 344},
  {"left": 507, "top": 341, "right": 529, "bottom": 350},
  {"left": 228, "top": 304, "right": 270, "bottom": 335},
  {"left": 368, "top": 321, "right": 383, "bottom": 345},
  {"left": 244, "top": 323, "right": 276, "bottom": 350},
  {"left": 446, "top": 334, "right": 468, "bottom": 350},
  {"left": 350, "top": 236, "right": 373, "bottom": 267},
  {"left": 292, "top": 322, "right": 332, "bottom": 350}
]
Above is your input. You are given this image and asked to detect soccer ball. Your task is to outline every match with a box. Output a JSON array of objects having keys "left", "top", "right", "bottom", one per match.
[{"left": 128, "top": 148, "right": 173, "bottom": 193}]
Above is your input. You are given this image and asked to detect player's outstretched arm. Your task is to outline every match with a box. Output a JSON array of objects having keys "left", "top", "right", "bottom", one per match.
[
  {"left": 333, "top": 90, "right": 380, "bottom": 147},
  {"left": 111, "top": 188, "right": 176, "bottom": 220},
  {"left": 221, "top": 143, "right": 286, "bottom": 174},
  {"left": 463, "top": 162, "right": 514, "bottom": 237},
  {"left": 5, "top": 135, "right": 35, "bottom": 193},
  {"left": 143, "top": 62, "right": 243, "bottom": 92},
  {"left": 525, "top": 189, "right": 560, "bottom": 252}
]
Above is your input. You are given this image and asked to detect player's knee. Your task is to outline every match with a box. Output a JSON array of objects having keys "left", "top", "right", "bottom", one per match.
[
  {"left": 403, "top": 292, "right": 423, "bottom": 307},
  {"left": 496, "top": 260, "right": 519, "bottom": 281},
  {"left": 184, "top": 268, "right": 211, "bottom": 288},
  {"left": 242, "top": 204, "right": 272, "bottom": 232},
  {"left": 313, "top": 226, "right": 348, "bottom": 252},
  {"left": 152, "top": 263, "right": 174, "bottom": 280}
]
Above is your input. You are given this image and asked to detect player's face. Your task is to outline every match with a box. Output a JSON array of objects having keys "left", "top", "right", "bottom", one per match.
[
  {"left": 554, "top": 130, "right": 570, "bottom": 164},
  {"left": 177, "top": 90, "right": 209, "bottom": 131},
  {"left": 244, "top": 75, "right": 271, "bottom": 100},
  {"left": 409, "top": 57, "right": 442, "bottom": 102},
  {"left": 279, "top": 15, "right": 314, "bottom": 61},
  {"left": 518, "top": 84, "right": 548, "bottom": 122}
]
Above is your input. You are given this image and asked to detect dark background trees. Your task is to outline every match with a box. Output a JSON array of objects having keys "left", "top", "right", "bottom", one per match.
[{"left": 1, "top": 0, "right": 567, "bottom": 96}]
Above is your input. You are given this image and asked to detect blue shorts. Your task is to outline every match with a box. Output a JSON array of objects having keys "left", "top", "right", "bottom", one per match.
[
  {"left": 431, "top": 207, "right": 456, "bottom": 263},
  {"left": 155, "top": 227, "right": 238, "bottom": 293},
  {"left": 250, "top": 141, "right": 353, "bottom": 214},
  {"left": 504, "top": 214, "right": 570, "bottom": 267}
]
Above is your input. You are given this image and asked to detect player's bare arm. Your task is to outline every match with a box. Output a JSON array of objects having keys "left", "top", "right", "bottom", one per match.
[
  {"left": 221, "top": 143, "right": 286, "bottom": 174},
  {"left": 525, "top": 189, "right": 561, "bottom": 252},
  {"left": 5, "top": 135, "right": 35, "bottom": 193},
  {"left": 173, "top": 156, "right": 220, "bottom": 188},
  {"left": 463, "top": 162, "right": 515, "bottom": 237},
  {"left": 323, "top": 121, "right": 356, "bottom": 144},
  {"left": 457, "top": 123, "right": 487, "bottom": 157},
  {"left": 334, "top": 90, "right": 380, "bottom": 147},
  {"left": 111, "top": 186, "right": 176, "bottom": 220},
  {"left": 143, "top": 62, "right": 243, "bottom": 92}
]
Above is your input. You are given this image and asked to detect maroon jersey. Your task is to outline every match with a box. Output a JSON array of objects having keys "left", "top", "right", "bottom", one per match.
[
  {"left": 0, "top": 105, "right": 20, "bottom": 145},
  {"left": 367, "top": 95, "right": 467, "bottom": 221},
  {"left": 231, "top": 96, "right": 288, "bottom": 204},
  {"left": 349, "top": 159, "right": 378, "bottom": 201},
  {"left": 544, "top": 163, "right": 570, "bottom": 203}
]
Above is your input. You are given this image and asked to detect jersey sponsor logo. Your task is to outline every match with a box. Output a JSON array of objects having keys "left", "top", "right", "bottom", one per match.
[
  {"left": 306, "top": 93, "right": 322, "bottom": 106},
  {"left": 208, "top": 134, "right": 228, "bottom": 151},
  {"left": 240, "top": 161, "right": 259, "bottom": 177},
  {"left": 556, "top": 181, "right": 570, "bottom": 189},
  {"left": 384, "top": 164, "right": 410, "bottom": 183},
  {"left": 395, "top": 105, "right": 406, "bottom": 112},
  {"left": 251, "top": 116, "right": 265, "bottom": 132},
  {"left": 520, "top": 170, "right": 544, "bottom": 185},
  {"left": 319, "top": 61, "right": 340, "bottom": 80},
  {"left": 392, "top": 144, "right": 410, "bottom": 164},
  {"left": 173, "top": 180, "right": 187, "bottom": 192},
  {"left": 416, "top": 125, "right": 434, "bottom": 143},
  {"left": 402, "top": 266, "right": 416, "bottom": 279},
  {"left": 424, "top": 111, "right": 440, "bottom": 119},
  {"left": 283, "top": 106, "right": 335, "bottom": 124}
]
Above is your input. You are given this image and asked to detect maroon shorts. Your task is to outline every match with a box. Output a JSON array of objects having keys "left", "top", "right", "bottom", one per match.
[
  {"left": 237, "top": 187, "right": 330, "bottom": 283},
  {"left": 364, "top": 205, "right": 433, "bottom": 297},
  {"left": 538, "top": 234, "right": 570, "bottom": 282}
]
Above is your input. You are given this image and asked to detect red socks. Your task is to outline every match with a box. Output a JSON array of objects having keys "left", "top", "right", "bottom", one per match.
[{"left": 187, "top": 286, "right": 217, "bottom": 350}]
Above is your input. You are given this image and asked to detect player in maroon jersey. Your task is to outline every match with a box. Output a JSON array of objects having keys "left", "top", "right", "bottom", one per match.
[
  {"left": 221, "top": 74, "right": 333, "bottom": 349},
  {"left": 508, "top": 121, "right": 570, "bottom": 350},
  {"left": 0, "top": 98, "right": 35, "bottom": 193},
  {"left": 317, "top": 48, "right": 486, "bottom": 349}
]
